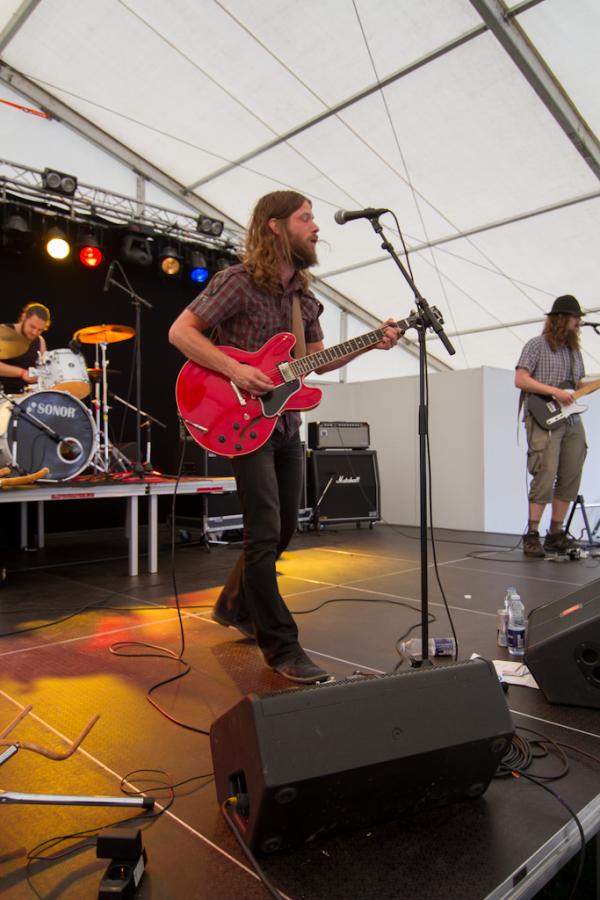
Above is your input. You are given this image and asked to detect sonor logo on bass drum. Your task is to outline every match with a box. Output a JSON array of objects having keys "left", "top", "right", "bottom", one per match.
[{"left": 27, "top": 402, "right": 77, "bottom": 418}]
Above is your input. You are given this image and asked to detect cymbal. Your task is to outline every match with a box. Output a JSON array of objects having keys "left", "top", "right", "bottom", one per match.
[
  {"left": 74, "top": 324, "right": 136, "bottom": 344},
  {"left": 0, "top": 324, "right": 28, "bottom": 359},
  {"left": 87, "top": 367, "right": 121, "bottom": 379}
]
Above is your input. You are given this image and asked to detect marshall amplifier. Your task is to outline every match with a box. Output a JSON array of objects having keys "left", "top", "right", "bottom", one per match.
[
  {"left": 307, "top": 449, "right": 380, "bottom": 526},
  {"left": 307, "top": 421, "right": 370, "bottom": 450}
]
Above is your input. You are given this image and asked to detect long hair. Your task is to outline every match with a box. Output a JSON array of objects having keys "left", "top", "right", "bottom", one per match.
[
  {"left": 243, "top": 191, "right": 311, "bottom": 294},
  {"left": 543, "top": 314, "right": 580, "bottom": 352}
]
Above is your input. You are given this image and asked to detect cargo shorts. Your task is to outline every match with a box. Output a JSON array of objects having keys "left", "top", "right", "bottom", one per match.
[{"left": 526, "top": 414, "right": 587, "bottom": 505}]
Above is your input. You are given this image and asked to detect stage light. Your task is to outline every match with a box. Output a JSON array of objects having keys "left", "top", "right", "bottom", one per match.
[
  {"left": 197, "top": 214, "right": 224, "bottom": 237},
  {"left": 159, "top": 244, "right": 182, "bottom": 277},
  {"left": 2, "top": 211, "right": 32, "bottom": 252},
  {"left": 42, "top": 167, "right": 78, "bottom": 196},
  {"left": 79, "top": 233, "right": 103, "bottom": 268},
  {"left": 45, "top": 225, "right": 71, "bottom": 260},
  {"left": 121, "top": 233, "right": 153, "bottom": 267},
  {"left": 189, "top": 250, "right": 209, "bottom": 283}
]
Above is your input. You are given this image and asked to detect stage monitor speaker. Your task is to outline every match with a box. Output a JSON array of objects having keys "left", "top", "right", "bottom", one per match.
[
  {"left": 524, "top": 580, "right": 600, "bottom": 708},
  {"left": 307, "top": 449, "right": 380, "bottom": 524},
  {"left": 210, "top": 659, "right": 514, "bottom": 854}
]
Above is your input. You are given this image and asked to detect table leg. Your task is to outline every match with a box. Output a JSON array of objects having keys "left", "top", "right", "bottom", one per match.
[
  {"left": 128, "top": 496, "right": 138, "bottom": 577},
  {"left": 148, "top": 494, "right": 158, "bottom": 573},
  {"left": 37, "top": 501, "right": 45, "bottom": 549},
  {"left": 20, "top": 502, "right": 27, "bottom": 549}
]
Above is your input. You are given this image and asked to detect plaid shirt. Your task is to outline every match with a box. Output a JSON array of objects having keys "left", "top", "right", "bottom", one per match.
[
  {"left": 516, "top": 334, "right": 585, "bottom": 418},
  {"left": 187, "top": 264, "right": 324, "bottom": 435}
]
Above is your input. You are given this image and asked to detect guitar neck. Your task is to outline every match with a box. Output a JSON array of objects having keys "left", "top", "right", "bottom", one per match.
[
  {"left": 574, "top": 378, "right": 600, "bottom": 400},
  {"left": 289, "top": 316, "right": 411, "bottom": 377}
]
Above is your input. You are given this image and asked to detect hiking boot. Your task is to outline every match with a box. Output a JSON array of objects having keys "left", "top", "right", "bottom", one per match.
[
  {"left": 543, "top": 530, "right": 579, "bottom": 555},
  {"left": 271, "top": 650, "right": 333, "bottom": 684},
  {"left": 523, "top": 530, "right": 545, "bottom": 558}
]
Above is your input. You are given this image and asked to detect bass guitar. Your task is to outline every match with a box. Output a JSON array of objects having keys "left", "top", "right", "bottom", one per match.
[
  {"left": 176, "top": 312, "right": 420, "bottom": 456},
  {"left": 527, "top": 378, "right": 600, "bottom": 430}
]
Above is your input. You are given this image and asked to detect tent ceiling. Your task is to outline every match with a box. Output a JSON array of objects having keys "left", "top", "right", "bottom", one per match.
[{"left": 1, "top": 0, "right": 599, "bottom": 373}]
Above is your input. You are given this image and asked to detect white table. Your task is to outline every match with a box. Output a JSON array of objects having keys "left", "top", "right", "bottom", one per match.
[{"left": 0, "top": 476, "right": 236, "bottom": 576}]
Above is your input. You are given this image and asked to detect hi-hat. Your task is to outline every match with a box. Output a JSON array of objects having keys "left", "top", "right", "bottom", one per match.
[
  {"left": 74, "top": 324, "right": 135, "bottom": 344},
  {"left": 0, "top": 324, "right": 29, "bottom": 359}
]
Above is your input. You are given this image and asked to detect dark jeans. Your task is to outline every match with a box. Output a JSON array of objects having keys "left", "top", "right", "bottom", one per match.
[{"left": 215, "top": 429, "right": 304, "bottom": 666}]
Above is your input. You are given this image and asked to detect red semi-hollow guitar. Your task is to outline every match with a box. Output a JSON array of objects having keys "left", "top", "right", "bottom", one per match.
[{"left": 176, "top": 313, "right": 417, "bottom": 457}]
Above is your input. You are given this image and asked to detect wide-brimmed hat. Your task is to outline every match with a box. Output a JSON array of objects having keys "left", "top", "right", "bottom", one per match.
[{"left": 547, "top": 295, "right": 584, "bottom": 316}]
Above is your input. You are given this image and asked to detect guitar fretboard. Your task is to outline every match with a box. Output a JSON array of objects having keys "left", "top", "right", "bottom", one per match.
[{"left": 287, "top": 317, "right": 410, "bottom": 378}]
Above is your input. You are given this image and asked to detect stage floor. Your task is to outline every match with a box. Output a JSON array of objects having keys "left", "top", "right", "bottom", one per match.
[{"left": 1, "top": 522, "right": 599, "bottom": 899}]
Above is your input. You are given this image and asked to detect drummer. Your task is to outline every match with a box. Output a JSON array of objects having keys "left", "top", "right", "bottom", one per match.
[{"left": 0, "top": 302, "right": 50, "bottom": 393}]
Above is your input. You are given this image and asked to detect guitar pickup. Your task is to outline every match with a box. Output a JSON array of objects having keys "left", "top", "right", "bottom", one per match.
[{"left": 278, "top": 361, "right": 294, "bottom": 382}]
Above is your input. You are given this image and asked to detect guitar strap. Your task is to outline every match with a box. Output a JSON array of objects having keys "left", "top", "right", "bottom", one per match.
[{"left": 291, "top": 295, "right": 307, "bottom": 359}]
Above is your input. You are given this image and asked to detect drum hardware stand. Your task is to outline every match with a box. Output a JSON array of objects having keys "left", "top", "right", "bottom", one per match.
[
  {"left": 366, "top": 212, "right": 456, "bottom": 667},
  {"left": 109, "top": 391, "right": 167, "bottom": 473},
  {"left": 89, "top": 341, "right": 135, "bottom": 476},
  {"left": 104, "top": 260, "right": 153, "bottom": 477}
]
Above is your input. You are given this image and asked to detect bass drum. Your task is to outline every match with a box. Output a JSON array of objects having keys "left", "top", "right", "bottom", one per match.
[{"left": 0, "top": 390, "right": 96, "bottom": 482}]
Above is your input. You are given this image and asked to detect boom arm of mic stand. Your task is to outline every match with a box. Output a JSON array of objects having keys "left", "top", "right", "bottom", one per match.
[{"left": 369, "top": 217, "right": 455, "bottom": 357}]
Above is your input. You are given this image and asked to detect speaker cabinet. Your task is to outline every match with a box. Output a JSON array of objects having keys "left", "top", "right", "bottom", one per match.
[
  {"left": 307, "top": 449, "right": 380, "bottom": 525},
  {"left": 525, "top": 581, "right": 600, "bottom": 708},
  {"left": 210, "top": 659, "right": 514, "bottom": 854}
]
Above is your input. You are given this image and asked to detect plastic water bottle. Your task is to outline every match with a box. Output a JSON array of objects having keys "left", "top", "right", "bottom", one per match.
[
  {"left": 506, "top": 592, "right": 526, "bottom": 657},
  {"left": 497, "top": 587, "right": 517, "bottom": 647},
  {"left": 399, "top": 638, "right": 456, "bottom": 658}
]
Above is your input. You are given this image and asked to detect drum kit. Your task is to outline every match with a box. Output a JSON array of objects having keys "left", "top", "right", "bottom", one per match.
[{"left": 0, "top": 322, "right": 162, "bottom": 483}]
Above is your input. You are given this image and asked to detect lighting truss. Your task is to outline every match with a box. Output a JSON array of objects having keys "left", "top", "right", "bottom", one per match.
[{"left": 0, "top": 158, "right": 242, "bottom": 253}]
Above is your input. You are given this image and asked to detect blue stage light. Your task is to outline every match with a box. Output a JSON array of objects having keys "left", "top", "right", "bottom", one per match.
[{"left": 189, "top": 250, "right": 209, "bottom": 283}]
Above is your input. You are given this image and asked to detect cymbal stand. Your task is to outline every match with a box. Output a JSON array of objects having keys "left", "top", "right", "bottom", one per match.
[
  {"left": 89, "top": 342, "right": 133, "bottom": 475},
  {"left": 109, "top": 391, "right": 167, "bottom": 471}
]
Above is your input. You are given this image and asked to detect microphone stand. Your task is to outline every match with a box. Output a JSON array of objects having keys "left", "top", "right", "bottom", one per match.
[
  {"left": 368, "top": 216, "right": 456, "bottom": 667},
  {"left": 104, "top": 261, "right": 153, "bottom": 477}
]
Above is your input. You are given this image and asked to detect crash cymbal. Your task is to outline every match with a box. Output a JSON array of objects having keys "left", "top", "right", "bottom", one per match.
[
  {"left": 0, "top": 324, "right": 29, "bottom": 359},
  {"left": 87, "top": 367, "right": 121, "bottom": 379},
  {"left": 74, "top": 324, "right": 135, "bottom": 344}
]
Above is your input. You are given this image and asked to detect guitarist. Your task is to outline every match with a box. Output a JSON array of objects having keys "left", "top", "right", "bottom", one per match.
[
  {"left": 169, "top": 190, "right": 401, "bottom": 683},
  {"left": 515, "top": 295, "right": 586, "bottom": 557}
]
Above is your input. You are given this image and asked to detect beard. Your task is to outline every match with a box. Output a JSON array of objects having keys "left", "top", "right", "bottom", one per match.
[{"left": 290, "top": 235, "right": 318, "bottom": 270}]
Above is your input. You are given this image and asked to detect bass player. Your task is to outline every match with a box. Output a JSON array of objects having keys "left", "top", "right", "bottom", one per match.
[
  {"left": 169, "top": 190, "right": 401, "bottom": 684},
  {"left": 515, "top": 294, "right": 587, "bottom": 557}
]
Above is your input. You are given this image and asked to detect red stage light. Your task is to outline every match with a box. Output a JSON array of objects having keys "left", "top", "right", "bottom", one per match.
[{"left": 80, "top": 245, "right": 103, "bottom": 267}]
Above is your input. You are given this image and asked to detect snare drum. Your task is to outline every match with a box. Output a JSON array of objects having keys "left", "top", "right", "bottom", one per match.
[
  {"left": 36, "top": 348, "right": 90, "bottom": 399},
  {"left": 0, "top": 390, "right": 96, "bottom": 481}
]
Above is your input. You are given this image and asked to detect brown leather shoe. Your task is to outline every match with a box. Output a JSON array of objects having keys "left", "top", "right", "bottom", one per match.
[{"left": 523, "top": 530, "right": 545, "bottom": 558}]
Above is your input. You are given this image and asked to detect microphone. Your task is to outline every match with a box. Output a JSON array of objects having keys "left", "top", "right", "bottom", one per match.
[
  {"left": 334, "top": 207, "right": 389, "bottom": 225},
  {"left": 103, "top": 260, "right": 116, "bottom": 292},
  {"left": 581, "top": 321, "right": 600, "bottom": 327}
]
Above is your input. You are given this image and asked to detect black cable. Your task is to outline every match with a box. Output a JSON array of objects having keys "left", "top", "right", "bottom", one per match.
[
  {"left": 109, "top": 435, "right": 211, "bottom": 734},
  {"left": 222, "top": 800, "right": 284, "bottom": 900}
]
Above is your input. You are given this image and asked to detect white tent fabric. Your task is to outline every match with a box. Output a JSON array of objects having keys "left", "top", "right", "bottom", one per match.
[{"left": 1, "top": 0, "right": 599, "bottom": 379}]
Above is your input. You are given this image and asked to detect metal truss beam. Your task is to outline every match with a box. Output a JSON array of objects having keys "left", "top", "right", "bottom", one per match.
[
  {"left": 469, "top": 0, "right": 600, "bottom": 180},
  {"left": 0, "top": 62, "right": 244, "bottom": 235},
  {"left": 0, "top": 0, "right": 42, "bottom": 54}
]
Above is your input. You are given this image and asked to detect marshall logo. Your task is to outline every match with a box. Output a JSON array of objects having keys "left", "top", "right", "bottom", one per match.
[
  {"left": 27, "top": 401, "right": 76, "bottom": 418},
  {"left": 335, "top": 474, "right": 360, "bottom": 484}
]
